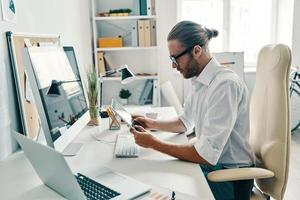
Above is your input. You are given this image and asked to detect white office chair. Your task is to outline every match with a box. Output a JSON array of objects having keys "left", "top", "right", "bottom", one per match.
[{"left": 207, "top": 44, "right": 291, "bottom": 200}]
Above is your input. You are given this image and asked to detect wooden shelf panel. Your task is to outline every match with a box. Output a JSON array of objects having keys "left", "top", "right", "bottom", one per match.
[
  {"left": 96, "top": 46, "right": 157, "bottom": 51},
  {"left": 94, "top": 15, "right": 157, "bottom": 21},
  {"left": 101, "top": 75, "right": 158, "bottom": 81}
]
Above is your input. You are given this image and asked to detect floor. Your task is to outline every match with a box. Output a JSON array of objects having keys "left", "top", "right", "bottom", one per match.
[{"left": 284, "top": 130, "right": 300, "bottom": 200}]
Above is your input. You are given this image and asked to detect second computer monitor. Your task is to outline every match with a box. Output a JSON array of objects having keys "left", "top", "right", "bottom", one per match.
[{"left": 23, "top": 46, "right": 90, "bottom": 155}]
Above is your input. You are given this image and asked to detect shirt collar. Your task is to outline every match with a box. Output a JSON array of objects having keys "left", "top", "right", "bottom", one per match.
[{"left": 191, "top": 57, "right": 221, "bottom": 86}]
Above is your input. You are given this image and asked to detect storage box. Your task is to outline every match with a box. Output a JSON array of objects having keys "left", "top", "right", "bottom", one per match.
[{"left": 98, "top": 37, "right": 123, "bottom": 48}]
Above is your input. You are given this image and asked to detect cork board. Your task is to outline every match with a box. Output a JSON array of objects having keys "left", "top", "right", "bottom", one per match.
[{"left": 6, "top": 32, "right": 60, "bottom": 139}]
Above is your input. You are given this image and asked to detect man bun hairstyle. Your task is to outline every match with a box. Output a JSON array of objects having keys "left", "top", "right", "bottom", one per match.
[
  {"left": 205, "top": 28, "right": 219, "bottom": 40},
  {"left": 167, "top": 21, "right": 218, "bottom": 54}
]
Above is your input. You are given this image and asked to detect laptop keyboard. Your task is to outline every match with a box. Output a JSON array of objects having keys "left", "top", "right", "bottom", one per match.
[
  {"left": 75, "top": 173, "right": 120, "bottom": 200},
  {"left": 114, "top": 134, "right": 139, "bottom": 157}
]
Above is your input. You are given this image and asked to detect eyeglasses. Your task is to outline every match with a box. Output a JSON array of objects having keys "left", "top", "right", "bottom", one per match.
[{"left": 169, "top": 46, "right": 195, "bottom": 66}]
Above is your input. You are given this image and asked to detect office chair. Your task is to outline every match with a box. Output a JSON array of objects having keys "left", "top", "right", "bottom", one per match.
[{"left": 207, "top": 44, "right": 292, "bottom": 200}]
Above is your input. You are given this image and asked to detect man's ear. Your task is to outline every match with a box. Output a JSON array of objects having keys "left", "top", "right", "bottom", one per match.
[{"left": 193, "top": 45, "right": 202, "bottom": 58}]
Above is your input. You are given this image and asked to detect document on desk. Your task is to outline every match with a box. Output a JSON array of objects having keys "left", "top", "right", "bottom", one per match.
[
  {"left": 125, "top": 106, "right": 155, "bottom": 116},
  {"left": 140, "top": 185, "right": 199, "bottom": 200}
]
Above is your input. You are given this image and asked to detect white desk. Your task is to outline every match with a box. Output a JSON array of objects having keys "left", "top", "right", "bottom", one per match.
[{"left": 0, "top": 107, "right": 214, "bottom": 200}]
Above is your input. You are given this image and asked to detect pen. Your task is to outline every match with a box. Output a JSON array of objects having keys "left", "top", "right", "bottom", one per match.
[
  {"left": 221, "top": 61, "right": 235, "bottom": 65},
  {"left": 171, "top": 191, "right": 176, "bottom": 200}
]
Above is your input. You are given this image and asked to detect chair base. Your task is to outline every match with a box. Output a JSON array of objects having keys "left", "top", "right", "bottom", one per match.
[{"left": 251, "top": 187, "right": 270, "bottom": 200}]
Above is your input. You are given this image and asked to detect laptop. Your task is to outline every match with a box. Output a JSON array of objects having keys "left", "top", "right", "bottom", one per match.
[{"left": 12, "top": 131, "right": 151, "bottom": 200}]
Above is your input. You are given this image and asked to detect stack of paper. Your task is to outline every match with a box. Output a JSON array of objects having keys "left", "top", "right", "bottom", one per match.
[{"left": 139, "top": 185, "right": 199, "bottom": 200}]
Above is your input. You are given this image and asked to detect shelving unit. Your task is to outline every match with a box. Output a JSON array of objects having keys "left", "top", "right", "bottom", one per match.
[
  {"left": 103, "top": 75, "right": 158, "bottom": 81},
  {"left": 94, "top": 16, "right": 157, "bottom": 21},
  {"left": 91, "top": 0, "right": 160, "bottom": 106},
  {"left": 96, "top": 46, "right": 157, "bottom": 52}
]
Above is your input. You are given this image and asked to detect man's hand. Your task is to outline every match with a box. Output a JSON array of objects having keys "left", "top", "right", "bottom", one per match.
[
  {"left": 130, "top": 126, "right": 211, "bottom": 165},
  {"left": 132, "top": 115, "right": 156, "bottom": 130},
  {"left": 130, "top": 125, "right": 158, "bottom": 148}
]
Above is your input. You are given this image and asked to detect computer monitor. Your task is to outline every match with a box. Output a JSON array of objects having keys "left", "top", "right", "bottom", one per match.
[{"left": 22, "top": 46, "right": 90, "bottom": 155}]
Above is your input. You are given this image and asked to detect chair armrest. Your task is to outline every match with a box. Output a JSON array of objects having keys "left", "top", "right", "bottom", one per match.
[{"left": 207, "top": 167, "right": 274, "bottom": 182}]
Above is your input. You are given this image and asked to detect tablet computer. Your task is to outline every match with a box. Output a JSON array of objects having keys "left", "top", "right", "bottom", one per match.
[{"left": 111, "top": 99, "right": 133, "bottom": 127}]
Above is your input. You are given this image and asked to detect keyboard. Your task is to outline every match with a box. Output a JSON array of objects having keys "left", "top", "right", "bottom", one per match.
[
  {"left": 75, "top": 173, "right": 120, "bottom": 200},
  {"left": 114, "top": 134, "right": 139, "bottom": 157}
]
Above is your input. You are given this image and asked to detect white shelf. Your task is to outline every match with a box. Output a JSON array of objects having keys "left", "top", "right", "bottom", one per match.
[
  {"left": 102, "top": 75, "right": 158, "bottom": 81},
  {"left": 92, "top": 0, "right": 160, "bottom": 106},
  {"left": 94, "top": 15, "right": 157, "bottom": 21},
  {"left": 96, "top": 46, "right": 157, "bottom": 51}
]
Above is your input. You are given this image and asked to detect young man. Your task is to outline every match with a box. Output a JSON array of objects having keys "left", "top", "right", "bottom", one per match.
[{"left": 130, "top": 21, "right": 254, "bottom": 200}]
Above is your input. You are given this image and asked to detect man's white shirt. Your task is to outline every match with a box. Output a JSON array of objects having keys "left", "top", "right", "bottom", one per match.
[{"left": 180, "top": 57, "right": 254, "bottom": 167}]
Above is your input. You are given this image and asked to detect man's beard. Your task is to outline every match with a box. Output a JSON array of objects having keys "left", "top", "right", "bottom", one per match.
[{"left": 182, "top": 58, "right": 199, "bottom": 79}]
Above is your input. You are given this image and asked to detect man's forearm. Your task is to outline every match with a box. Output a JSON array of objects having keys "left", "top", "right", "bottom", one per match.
[
  {"left": 153, "top": 117, "right": 186, "bottom": 133},
  {"left": 151, "top": 139, "right": 211, "bottom": 165}
]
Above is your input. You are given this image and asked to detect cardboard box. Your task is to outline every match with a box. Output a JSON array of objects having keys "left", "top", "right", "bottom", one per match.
[{"left": 98, "top": 37, "right": 123, "bottom": 48}]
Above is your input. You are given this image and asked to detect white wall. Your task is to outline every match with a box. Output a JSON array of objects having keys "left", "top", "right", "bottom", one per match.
[
  {"left": 0, "top": 0, "right": 93, "bottom": 160},
  {"left": 292, "top": 0, "right": 300, "bottom": 67},
  {"left": 157, "top": 0, "right": 298, "bottom": 104},
  {"left": 156, "top": 1, "right": 185, "bottom": 105}
]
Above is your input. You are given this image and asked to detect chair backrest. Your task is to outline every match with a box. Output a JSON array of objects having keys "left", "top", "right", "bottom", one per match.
[{"left": 249, "top": 44, "right": 291, "bottom": 199}]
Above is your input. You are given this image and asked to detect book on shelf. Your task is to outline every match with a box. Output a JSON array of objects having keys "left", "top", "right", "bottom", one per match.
[
  {"left": 138, "top": 20, "right": 145, "bottom": 47},
  {"left": 139, "top": 79, "right": 153, "bottom": 105},
  {"left": 140, "top": 0, "right": 156, "bottom": 16},
  {"left": 139, "top": 0, "right": 147, "bottom": 15},
  {"left": 146, "top": 0, "right": 156, "bottom": 16},
  {"left": 150, "top": 20, "right": 156, "bottom": 46},
  {"left": 138, "top": 19, "right": 156, "bottom": 47},
  {"left": 152, "top": 79, "right": 158, "bottom": 106},
  {"left": 97, "top": 52, "right": 106, "bottom": 76},
  {"left": 130, "top": 21, "right": 138, "bottom": 47},
  {"left": 136, "top": 72, "right": 158, "bottom": 76},
  {"left": 144, "top": 20, "right": 151, "bottom": 46},
  {"left": 103, "top": 53, "right": 114, "bottom": 73}
]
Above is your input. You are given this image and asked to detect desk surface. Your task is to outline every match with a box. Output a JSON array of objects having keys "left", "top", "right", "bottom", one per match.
[{"left": 0, "top": 107, "right": 214, "bottom": 200}]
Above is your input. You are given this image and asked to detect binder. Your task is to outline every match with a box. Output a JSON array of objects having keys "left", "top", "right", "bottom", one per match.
[
  {"left": 97, "top": 52, "right": 106, "bottom": 76},
  {"left": 144, "top": 20, "right": 151, "bottom": 46},
  {"left": 130, "top": 21, "right": 138, "bottom": 47},
  {"left": 151, "top": 0, "right": 156, "bottom": 15},
  {"left": 139, "top": 0, "right": 147, "bottom": 15},
  {"left": 147, "top": 0, "right": 156, "bottom": 15},
  {"left": 150, "top": 20, "right": 157, "bottom": 46},
  {"left": 139, "top": 80, "right": 153, "bottom": 105},
  {"left": 138, "top": 20, "right": 145, "bottom": 47},
  {"left": 152, "top": 79, "right": 158, "bottom": 106},
  {"left": 103, "top": 53, "right": 114, "bottom": 72}
]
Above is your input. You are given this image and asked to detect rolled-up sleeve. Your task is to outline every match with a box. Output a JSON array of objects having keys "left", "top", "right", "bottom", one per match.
[{"left": 194, "top": 81, "right": 241, "bottom": 165}]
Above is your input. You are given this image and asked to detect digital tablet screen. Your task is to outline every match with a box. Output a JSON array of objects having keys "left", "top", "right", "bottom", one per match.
[{"left": 111, "top": 99, "right": 133, "bottom": 127}]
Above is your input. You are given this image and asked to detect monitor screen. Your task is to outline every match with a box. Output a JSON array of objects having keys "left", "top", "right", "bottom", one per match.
[{"left": 24, "top": 46, "right": 89, "bottom": 148}]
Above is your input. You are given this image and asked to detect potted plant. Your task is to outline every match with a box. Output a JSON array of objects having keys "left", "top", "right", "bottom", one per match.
[
  {"left": 87, "top": 67, "right": 100, "bottom": 126},
  {"left": 109, "top": 8, "right": 132, "bottom": 16},
  {"left": 119, "top": 88, "right": 131, "bottom": 105}
]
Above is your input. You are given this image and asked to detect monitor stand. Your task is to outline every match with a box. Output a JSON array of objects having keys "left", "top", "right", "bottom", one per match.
[
  {"left": 37, "top": 128, "right": 82, "bottom": 156},
  {"left": 62, "top": 143, "right": 83, "bottom": 156}
]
